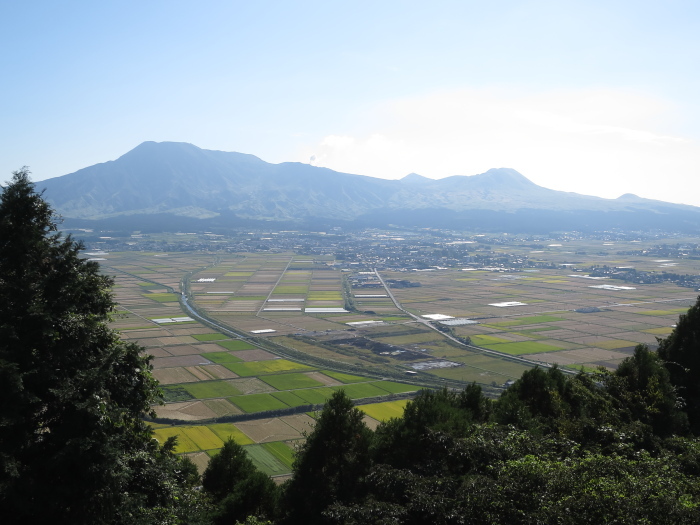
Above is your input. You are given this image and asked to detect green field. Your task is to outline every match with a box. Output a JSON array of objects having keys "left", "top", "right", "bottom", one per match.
[
  {"left": 162, "top": 385, "right": 195, "bottom": 402},
  {"left": 192, "top": 333, "right": 230, "bottom": 341},
  {"left": 642, "top": 307, "right": 689, "bottom": 316},
  {"left": 482, "top": 315, "right": 566, "bottom": 327},
  {"left": 223, "top": 359, "right": 314, "bottom": 377},
  {"left": 183, "top": 381, "right": 243, "bottom": 399},
  {"left": 260, "top": 373, "right": 324, "bottom": 390},
  {"left": 471, "top": 334, "right": 512, "bottom": 346},
  {"left": 360, "top": 399, "right": 410, "bottom": 421},
  {"left": 593, "top": 339, "right": 639, "bottom": 350},
  {"left": 292, "top": 387, "right": 335, "bottom": 404},
  {"left": 181, "top": 426, "right": 223, "bottom": 450},
  {"left": 153, "top": 427, "right": 199, "bottom": 454},
  {"left": 262, "top": 441, "right": 295, "bottom": 470},
  {"left": 244, "top": 444, "right": 290, "bottom": 476},
  {"left": 143, "top": 293, "right": 180, "bottom": 303},
  {"left": 374, "top": 381, "right": 420, "bottom": 394},
  {"left": 206, "top": 352, "right": 243, "bottom": 364},
  {"left": 207, "top": 423, "right": 254, "bottom": 445},
  {"left": 332, "top": 382, "right": 390, "bottom": 399},
  {"left": 322, "top": 371, "right": 371, "bottom": 383},
  {"left": 228, "top": 393, "right": 290, "bottom": 413},
  {"left": 643, "top": 327, "right": 674, "bottom": 335},
  {"left": 215, "top": 340, "right": 257, "bottom": 351},
  {"left": 270, "top": 391, "right": 310, "bottom": 407},
  {"left": 483, "top": 341, "right": 565, "bottom": 355}
]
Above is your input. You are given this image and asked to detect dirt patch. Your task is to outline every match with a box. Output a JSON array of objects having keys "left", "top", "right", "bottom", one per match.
[
  {"left": 185, "top": 366, "right": 214, "bottom": 381},
  {"left": 183, "top": 452, "right": 211, "bottom": 475},
  {"left": 152, "top": 355, "right": 212, "bottom": 369},
  {"left": 234, "top": 349, "right": 278, "bottom": 362},
  {"left": 227, "top": 377, "right": 276, "bottom": 394},
  {"left": 304, "top": 371, "right": 343, "bottom": 386},
  {"left": 202, "top": 398, "right": 243, "bottom": 417},
  {"left": 152, "top": 367, "right": 199, "bottom": 384},
  {"left": 204, "top": 365, "right": 240, "bottom": 380},
  {"left": 144, "top": 347, "right": 172, "bottom": 358},
  {"left": 157, "top": 336, "right": 197, "bottom": 345},
  {"left": 235, "top": 417, "right": 305, "bottom": 443},
  {"left": 273, "top": 474, "right": 293, "bottom": 485},
  {"left": 279, "top": 413, "right": 316, "bottom": 433},
  {"left": 363, "top": 415, "right": 381, "bottom": 431},
  {"left": 167, "top": 345, "right": 202, "bottom": 356},
  {"left": 193, "top": 343, "right": 232, "bottom": 354},
  {"left": 121, "top": 328, "right": 169, "bottom": 339},
  {"left": 154, "top": 401, "right": 218, "bottom": 421},
  {"left": 528, "top": 347, "right": 629, "bottom": 365}
]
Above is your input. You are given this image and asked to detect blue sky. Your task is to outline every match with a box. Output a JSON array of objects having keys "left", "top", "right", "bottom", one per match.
[{"left": 3, "top": 1, "right": 700, "bottom": 206}]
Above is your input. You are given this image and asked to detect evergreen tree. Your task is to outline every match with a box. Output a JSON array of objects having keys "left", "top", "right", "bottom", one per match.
[
  {"left": 283, "top": 389, "right": 372, "bottom": 524},
  {"left": 658, "top": 296, "right": 700, "bottom": 433},
  {"left": 0, "top": 169, "right": 200, "bottom": 523},
  {"left": 202, "top": 438, "right": 277, "bottom": 524}
]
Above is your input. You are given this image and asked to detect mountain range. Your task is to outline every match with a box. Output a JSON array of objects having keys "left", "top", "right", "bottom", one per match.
[{"left": 39, "top": 141, "right": 700, "bottom": 233}]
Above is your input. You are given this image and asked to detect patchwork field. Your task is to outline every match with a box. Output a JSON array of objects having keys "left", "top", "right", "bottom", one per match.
[{"left": 100, "top": 239, "right": 699, "bottom": 475}]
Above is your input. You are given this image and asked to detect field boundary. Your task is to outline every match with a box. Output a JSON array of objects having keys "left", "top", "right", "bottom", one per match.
[{"left": 147, "top": 390, "right": 420, "bottom": 426}]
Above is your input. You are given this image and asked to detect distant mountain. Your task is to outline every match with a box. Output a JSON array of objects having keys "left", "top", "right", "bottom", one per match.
[{"left": 40, "top": 141, "right": 700, "bottom": 233}]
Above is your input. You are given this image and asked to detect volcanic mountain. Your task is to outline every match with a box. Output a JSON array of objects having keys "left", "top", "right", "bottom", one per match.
[{"left": 39, "top": 141, "right": 700, "bottom": 232}]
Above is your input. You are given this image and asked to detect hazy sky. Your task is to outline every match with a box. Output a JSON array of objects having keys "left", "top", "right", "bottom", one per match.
[{"left": 3, "top": 1, "right": 700, "bottom": 206}]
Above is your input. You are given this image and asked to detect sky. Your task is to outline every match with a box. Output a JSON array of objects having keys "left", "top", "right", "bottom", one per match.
[{"left": 2, "top": 1, "right": 700, "bottom": 206}]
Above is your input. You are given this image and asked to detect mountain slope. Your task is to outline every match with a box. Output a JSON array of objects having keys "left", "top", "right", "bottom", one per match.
[{"left": 39, "top": 141, "right": 700, "bottom": 232}]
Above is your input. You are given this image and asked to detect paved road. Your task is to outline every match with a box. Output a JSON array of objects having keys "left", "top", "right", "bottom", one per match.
[{"left": 372, "top": 268, "right": 559, "bottom": 372}]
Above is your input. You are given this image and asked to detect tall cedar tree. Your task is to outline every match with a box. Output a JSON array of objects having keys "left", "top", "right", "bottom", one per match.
[
  {"left": 283, "top": 389, "right": 372, "bottom": 524},
  {"left": 658, "top": 295, "right": 700, "bottom": 433},
  {"left": 0, "top": 169, "right": 173, "bottom": 523}
]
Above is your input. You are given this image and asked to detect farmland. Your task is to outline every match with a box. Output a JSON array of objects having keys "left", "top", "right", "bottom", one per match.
[{"left": 95, "top": 229, "right": 700, "bottom": 475}]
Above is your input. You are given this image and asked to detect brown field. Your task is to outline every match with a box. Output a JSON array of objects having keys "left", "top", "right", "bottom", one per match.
[
  {"left": 152, "top": 367, "right": 200, "bottom": 384},
  {"left": 304, "top": 371, "right": 344, "bottom": 386},
  {"left": 183, "top": 452, "right": 210, "bottom": 475},
  {"left": 152, "top": 355, "right": 212, "bottom": 368},
  {"left": 235, "top": 418, "right": 305, "bottom": 443},
  {"left": 154, "top": 401, "right": 220, "bottom": 421},
  {"left": 234, "top": 349, "right": 280, "bottom": 362},
  {"left": 269, "top": 413, "right": 315, "bottom": 434},
  {"left": 103, "top": 244, "right": 699, "bottom": 468},
  {"left": 227, "top": 378, "right": 277, "bottom": 394}
]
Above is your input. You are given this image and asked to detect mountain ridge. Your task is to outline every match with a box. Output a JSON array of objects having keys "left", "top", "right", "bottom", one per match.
[{"left": 39, "top": 141, "right": 700, "bottom": 232}]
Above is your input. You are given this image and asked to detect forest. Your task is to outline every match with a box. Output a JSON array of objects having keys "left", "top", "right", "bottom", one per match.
[{"left": 2, "top": 169, "right": 700, "bottom": 524}]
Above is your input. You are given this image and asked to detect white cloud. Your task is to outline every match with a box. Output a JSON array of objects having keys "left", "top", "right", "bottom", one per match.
[{"left": 299, "top": 88, "right": 700, "bottom": 206}]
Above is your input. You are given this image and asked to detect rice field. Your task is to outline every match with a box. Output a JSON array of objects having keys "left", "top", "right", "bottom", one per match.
[
  {"left": 105, "top": 242, "right": 699, "bottom": 474},
  {"left": 229, "top": 393, "right": 290, "bottom": 413},
  {"left": 360, "top": 399, "right": 410, "bottom": 421},
  {"left": 183, "top": 381, "right": 243, "bottom": 399},
  {"left": 259, "top": 373, "right": 325, "bottom": 390},
  {"left": 222, "top": 359, "right": 314, "bottom": 377},
  {"left": 243, "top": 444, "right": 290, "bottom": 476}
]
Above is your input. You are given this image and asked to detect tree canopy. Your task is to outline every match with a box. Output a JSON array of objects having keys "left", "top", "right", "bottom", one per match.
[{"left": 0, "top": 169, "right": 204, "bottom": 523}]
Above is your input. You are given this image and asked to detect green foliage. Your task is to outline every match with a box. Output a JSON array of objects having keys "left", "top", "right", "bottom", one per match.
[
  {"left": 658, "top": 295, "right": 700, "bottom": 433},
  {"left": 283, "top": 389, "right": 372, "bottom": 524},
  {"left": 203, "top": 438, "right": 278, "bottom": 524},
  {"left": 372, "top": 385, "right": 490, "bottom": 470},
  {"left": 603, "top": 344, "right": 687, "bottom": 437},
  {"left": 0, "top": 169, "right": 207, "bottom": 523}
]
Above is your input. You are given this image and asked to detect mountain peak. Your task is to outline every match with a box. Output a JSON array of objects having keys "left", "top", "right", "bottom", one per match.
[
  {"left": 481, "top": 168, "right": 534, "bottom": 184},
  {"left": 617, "top": 193, "right": 642, "bottom": 201},
  {"left": 400, "top": 173, "right": 433, "bottom": 185}
]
